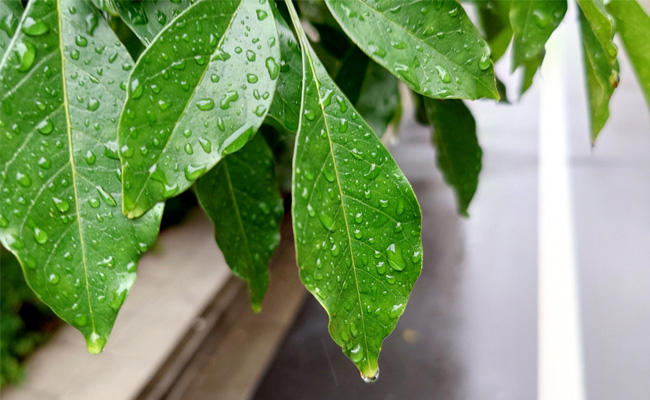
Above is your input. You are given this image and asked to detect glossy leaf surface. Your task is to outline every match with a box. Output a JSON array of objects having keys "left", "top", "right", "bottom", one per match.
[
  {"left": 510, "top": 0, "right": 566, "bottom": 70},
  {"left": 578, "top": 4, "right": 619, "bottom": 140},
  {"left": 0, "top": 0, "right": 22, "bottom": 59},
  {"left": 195, "top": 134, "right": 283, "bottom": 311},
  {"left": 607, "top": 0, "right": 650, "bottom": 110},
  {"left": 424, "top": 98, "right": 481, "bottom": 216},
  {"left": 287, "top": 1, "right": 423, "bottom": 380},
  {"left": 324, "top": 0, "right": 499, "bottom": 100},
  {"left": 0, "top": 0, "right": 162, "bottom": 353},
  {"left": 266, "top": 7, "right": 302, "bottom": 134},
  {"left": 119, "top": 0, "right": 280, "bottom": 218},
  {"left": 477, "top": 0, "right": 513, "bottom": 63},
  {"left": 114, "top": 0, "right": 193, "bottom": 46},
  {"left": 336, "top": 48, "right": 400, "bottom": 137}
]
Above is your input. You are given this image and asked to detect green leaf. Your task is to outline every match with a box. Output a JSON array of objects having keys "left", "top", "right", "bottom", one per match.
[
  {"left": 324, "top": 0, "right": 499, "bottom": 100},
  {"left": 266, "top": 7, "right": 302, "bottom": 134},
  {"left": 195, "top": 134, "right": 283, "bottom": 312},
  {"left": 113, "top": 0, "right": 193, "bottom": 46},
  {"left": 286, "top": 1, "right": 423, "bottom": 380},
  {"left": 578, "top": 5, "right": 619, "bottom": 140},
  {"left": 336, "top": 47, "right": 401, "bottom": 137},
  {"left": 119, "top": 0, "right": 281, "bottom": 219},
  {"left": 521, "top": 50, "right": 544, "bottom": 95},
  {"left": 607, "top": 0, "right": 650, "bottom": 111},
  {"left": 424, "top": 98, "right": 481, "bottom": 216},
  {"left": 510, "top": 0, "right": 566, "bottom": 70},
  {"left": 89, "top": 0, "right": 118, "bottom": 16},
  {"left": 476, "top": 0, "right": 513, "bottom": 63},
  {"left": 0, "top": 0, "right": 162, "bottom": 354},
  {"left": 0, "top": 0, "right": 22, "bottom": 59}
]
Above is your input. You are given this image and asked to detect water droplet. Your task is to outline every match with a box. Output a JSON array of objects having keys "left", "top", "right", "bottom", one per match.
[
  {"left": 361, "top": 369, "right": 379, "bottom": 383},
  {"left": 247, "top": 73, "right": 258, "bottom": 83},
  {"left": 196, "top": 98, "right": 215, "bottom": 111},
  {"left": 89, "top": 198, "right": 100, "bottom": 208},
  {"left": 246, "top": 50, "right": 256, "bottom": 62},
  {"left": 96, "top": 186, "right": 117, "bottom": 207},
  {"left": 184, "top": 164, "right": 206, "bottom": 181},
  {"left": 48, "top": 273, "right": 60, "bottom": 285},
  {"left": 318, "top": 212, "right": 334, "bottom": 230},
  {"left": 265, "top": 57, "right": 279, "bottom": 79},
  {"left": 75, "top": 314, "right": 88, "bottom": 327},
  {"left": 349, "top": 344, "right": 363, "bottom": 362},
  {"left": 396, "top": 197, "right": 405, "bottom": 215},
  {"left": 435, "top": 65, "right": 451, "bottom": 83},
  {"left": 254, "top": 105, "right": 266, "bottom": 117},
  {"left": 15, "top": 42, "right": 36, "bottom": 72},
  {"left": 355, "top": 212, "right": 363, "bottom": 223},
  {"left": 34, "top": 227, "right": 48, "bottom": 244},
  {"left": 220, "top": 90, "right": 239, "bottom": 109},
  {"left": 53, "top": 197, "right": 70, "bottom": 213},
  {"left": 184, "top": 143, "right": 193, "bottom": 155},
  {"left": 16, "top": 172, "right": 32, "bottom": 187},
  {"left": 386, "top": 243, "right": 405, "bottom": 271},
  {"left": 84, "top": 150, "right": 96, "bottom": 165},
  {"left": 478, "top": 53, "right": 491, "bottom": 71},
  {"left": 130, "top": 78, "right": 143, "bottom": 99},
  {"left": 36, "top": 118, "right": 54, "bottom": 135},
  {"left": 22, "top": 17, "right": 49, "bottom": 36},
  {"left": 199, "top": 137, "right": 212, "bottom": 153},
  {"left": 75, "top": 35, "right": 88, "bottom": 47},
  {"left": 256, "top": 9, "right": 268, "bottom": 20},
  {"left": 70, "top": 49, "right": 80, "bottom": 60}
]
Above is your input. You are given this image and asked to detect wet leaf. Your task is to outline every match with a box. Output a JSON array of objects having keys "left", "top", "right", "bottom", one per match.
[
  {"left": 336, "top": 47, "right": 401, "bottom": 137},
  {"left": 324, "top": 0, "right": 499, "bottom": 100},
  {"left": 577, "top": 2, "right": 619, "bottom": 140},
  {"left": 113, "top": 0, "right": 193, "bottom": 46},
  {"left": 266, "top": 7, "right": 302, "bottom": 134},
  {"left": 476, "top": 0, "right": 513, "bottom": 63},
  {"left": 287, "top": 1, "right": 423, "bottom": 380},
  {"left": 510, "top": 0, "right": 566, "bottom": 70},
  {"left": 0, "top": 0, "right": 22, "bottom": 59},
  {"left": 521, "top": 50, "right": 544, "bottom": 95},
  {"left": 424, "top": 98, "right": 481, "bottom": 217},
  {"left": 607, "top": 0, "right": 650, "bottom": 111},
  {"left": 119, "top": 0, "right": 280, "bottom": 218},
  {"left": 195, "top": 134, "right": 283, "bottom": 311},
  {"left": 0, "top": 0, "right": 162, "bottom": 354}
]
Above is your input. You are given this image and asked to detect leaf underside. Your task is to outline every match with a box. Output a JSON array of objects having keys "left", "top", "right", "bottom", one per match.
[
  {"left": 195, "top": 134, "right": 283, "bottom": 311},
  {"left": 0, "top": 0, "right": 162, "bottom": 353},
  {"left": 118, "top": 0, "right": 281, "bottom": 218},
  {"left": 424, "top": 98, "right": 481, "bottom": 217},
  {"left": 324, "top": 0, "right": 499, "bottom": 100},
  {"left": 287, "top": 1, "right": 423, "bottom": 380}
]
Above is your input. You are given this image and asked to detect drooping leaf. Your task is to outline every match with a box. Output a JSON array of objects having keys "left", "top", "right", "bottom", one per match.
[
  {"left": 423, "top": 98, "right": 481, "bottom": 217},
  {"left": 0, "top": 0, "right": 162, "bottom": 354},
  {"left": 336, "top": 47, "right": 401, "bottom": 137},
  {"left": 266, "top": 6, "right": 302, "bottom": 134},
  {"left": 520, "top": 50, "right": 544, "bottom": 95},
  {"left": 113, "top": 0, "right": 193, "bottom": 46},
  {"left": 324, "top": 0, "right": 499, "bottom": 100},
  {"left": 476, "top": 0, "right": 513, "bottom": 63},
  {"left": 286, "top": 1, "right": 423, "bottom": 380},
  {"left": 0, "top": 0, "right": 22, "bottom": 59},
  {"left": 195, "top": 134, "right": 283, "bottom": 312},
  {"left": 577, "top": 0, "right": 619, "bottom": 139},
  {"left": 118, "top": 0, "right": 281, "bottom": 219},
  {"left": 578, "top": 5, "right": 619, "bottom": 140},
  {"left": 510, "top": 0, "right": 566, "bottom": 70},
  {"left": 607, "top": 0, "right": 650, "bottom": 110}
]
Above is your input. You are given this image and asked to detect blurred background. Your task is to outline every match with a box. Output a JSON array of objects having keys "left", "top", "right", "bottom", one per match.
[{"left": 2, "top": 3, "right": 649, "bottom": 400}]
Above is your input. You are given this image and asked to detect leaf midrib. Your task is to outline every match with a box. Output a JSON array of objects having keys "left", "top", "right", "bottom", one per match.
[
  {"left": 302, "top": 46, "right": 372, "bottom": 373},
  {"left": 56, "top": 0, "right": 97, "bottom": 337},
  {"left": 126, "top": 1, "right": 244, "bottom": 213},
  {"left": 344, "top": 0, "right": 496, "bottom": 97}
]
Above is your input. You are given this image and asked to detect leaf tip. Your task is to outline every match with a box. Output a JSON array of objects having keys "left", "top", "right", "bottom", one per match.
[
  {"left": 85, "top": 331, "right": 107, "bottom": 354},
  {"left": 360, "top": 367, "right": 380, "bottom": 383}
]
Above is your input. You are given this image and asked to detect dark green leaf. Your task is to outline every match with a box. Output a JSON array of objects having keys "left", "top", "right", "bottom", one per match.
[
  {"left": 510, "top": 0, "right": 566, "bottom": 70},
  {"left": 287, "top": 1, "right": 423, "bottom": 380},
  {"left": 336, "top": 47, "right": 401, "bottom": 137},
  {"left": 324, "top": 0, "right": 499, "bottom": 100},
  {"left": 195, "top": 134, "right": 283, "bottom": 311},
  {"left": 424, "top": 98, "right": 481, "bottom": 216},
  {"left": 0, "top": 0, "right": 162, "bottom": 353},
  {"left": 266, "top": 7, "right": 302, "bottom": 134},
  {"left": 114, "top": 0, "right": 193, "bottom": 46},
  {"left": 119, "top": 0, "right": 281, "bottom": 218},
  {"left": 607, "top": 0, "right": 650, "bottom": 110},
  {"left": 89, "top": 0, "right": 118, "bottom": 16},
  {"left": 0, "top": 0, "right": 22, "bottom": 59},
  {"left": 578, "top": 4, "right": 619, "bottom": 140},
  {"left": 477, "top": 0, "right": 513, "bottom": 63}
]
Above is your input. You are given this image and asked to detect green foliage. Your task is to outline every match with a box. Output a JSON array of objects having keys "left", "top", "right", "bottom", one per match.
[
  {"left": 1, "top": 0, "right": 649, "bottom": 381},
  {"left": 1, "top": 248, "right": 58, "bottom": 388}
]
